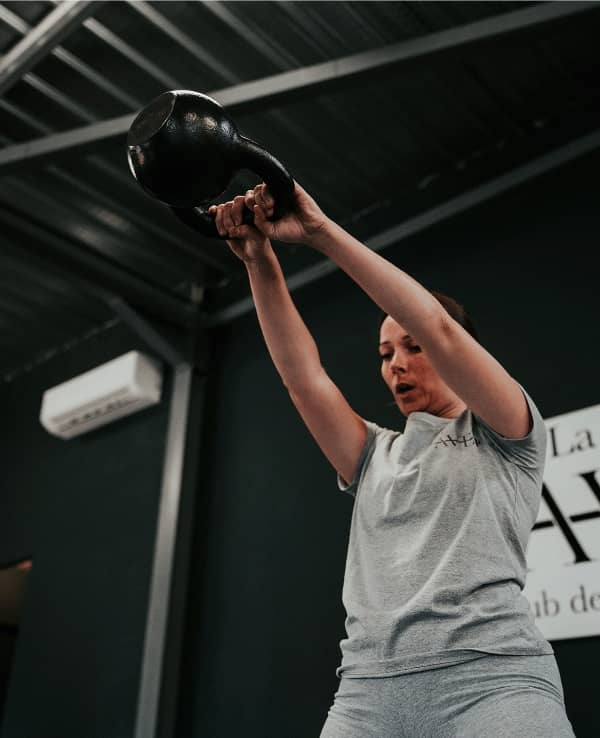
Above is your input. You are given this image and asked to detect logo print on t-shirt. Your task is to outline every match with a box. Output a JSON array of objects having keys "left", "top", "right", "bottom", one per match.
[{"left": 434, "top": 433, "right": 480, "bottom": 448}]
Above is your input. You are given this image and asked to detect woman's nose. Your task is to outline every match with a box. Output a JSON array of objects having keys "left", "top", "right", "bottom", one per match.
[{"left": 391, "top": 355, "right": 407, "bottom": 373}]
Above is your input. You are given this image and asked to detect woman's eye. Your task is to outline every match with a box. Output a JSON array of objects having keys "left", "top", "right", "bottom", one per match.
[{"left": 380, "top": 345, "right": 421, "bottom": 360}]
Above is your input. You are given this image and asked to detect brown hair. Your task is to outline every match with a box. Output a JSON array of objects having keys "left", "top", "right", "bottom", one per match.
[{"left": 377, "top": 290, "right": 479, "bottom": 341}]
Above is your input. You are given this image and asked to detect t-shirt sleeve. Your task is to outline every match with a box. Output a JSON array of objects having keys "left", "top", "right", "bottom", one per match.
[
  {"left": 472, "top": 383, "right": 547, "bottom": 472},
  {"left": 336, "top": 419, "right": 381, "bottom": 498}
]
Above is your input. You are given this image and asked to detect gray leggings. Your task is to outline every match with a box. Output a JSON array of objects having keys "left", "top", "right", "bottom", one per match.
[{"left": 320, "top": 654, "right": 576, "bottom": 738}]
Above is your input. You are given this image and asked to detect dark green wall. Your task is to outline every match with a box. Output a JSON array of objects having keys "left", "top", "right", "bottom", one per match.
[
  {"left": 178, "top": 151, "right": 599, "bottom": 737},
  {"left": 0, "top": 322, "right": 172, "bottom": 738}
]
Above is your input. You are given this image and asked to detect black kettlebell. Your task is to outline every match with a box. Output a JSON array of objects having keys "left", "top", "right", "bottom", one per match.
[{"left": 126, "top": 89, "right": 295, "bottom": 239}]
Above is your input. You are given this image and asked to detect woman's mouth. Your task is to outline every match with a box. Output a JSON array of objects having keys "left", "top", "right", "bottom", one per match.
[{"left": 396, "top": 383, "right": 415, "bottom": 395}]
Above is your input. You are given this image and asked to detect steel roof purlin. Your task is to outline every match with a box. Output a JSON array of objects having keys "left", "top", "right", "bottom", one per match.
[
  {"left": 1, "top": 0, "right": 598, "bottom": 175},
  {"left": 0, "top": 0, "right": 103, "bottom": 97},
  {"left": 126, "top": 0, "right": 237, "bottom": 85},
  {"left": 0, "top": 202, "right": 198, "bottom": 328},
  {"left": 0, "top": 3, "right": 142, "bottom": 109}
]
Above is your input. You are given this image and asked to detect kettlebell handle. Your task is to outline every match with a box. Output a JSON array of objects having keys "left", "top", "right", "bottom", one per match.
[{"left": 171, "top": 135, "right": 295, "bottom": 239}]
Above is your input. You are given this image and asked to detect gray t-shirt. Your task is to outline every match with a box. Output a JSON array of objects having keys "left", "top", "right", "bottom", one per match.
[{"left": 336, "top": 385, "right": 554, "bottom": 679}]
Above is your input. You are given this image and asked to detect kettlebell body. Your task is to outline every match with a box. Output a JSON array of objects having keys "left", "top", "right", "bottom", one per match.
[{"left": 127, "top": 90, "right": 295, "bottom": 238}]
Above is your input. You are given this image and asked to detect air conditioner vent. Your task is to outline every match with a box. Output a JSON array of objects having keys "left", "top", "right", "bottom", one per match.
[{"left": 40, "top": 351, "right": 163, "bottom": 439}]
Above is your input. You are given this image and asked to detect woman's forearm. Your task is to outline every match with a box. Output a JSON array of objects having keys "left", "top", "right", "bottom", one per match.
[
  {"left": 307, "top": 219, "right": 446, "bottom": 348},
  {"left": 245, "top": 245, "right": 322, "bottom": 392}
]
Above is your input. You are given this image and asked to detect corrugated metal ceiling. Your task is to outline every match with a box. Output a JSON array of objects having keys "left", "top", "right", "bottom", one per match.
[{"left": 1, "top": 1, "right": 599, "bottom": 381}]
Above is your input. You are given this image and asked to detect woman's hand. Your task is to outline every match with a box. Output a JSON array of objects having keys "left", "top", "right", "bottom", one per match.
[
  {"left": 208, "top": 181, "right": 328, "bottom": 261},
  {"left": 209, "top": 196, "right": 272, "bottom": 264},
  {"left": 243, "top": 181, "right": 328, "bottom": 245}
]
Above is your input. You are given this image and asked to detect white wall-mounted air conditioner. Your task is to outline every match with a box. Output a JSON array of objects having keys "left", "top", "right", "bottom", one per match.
[{"left": 39, "top": 351, "right": 163, "bottom": 440}]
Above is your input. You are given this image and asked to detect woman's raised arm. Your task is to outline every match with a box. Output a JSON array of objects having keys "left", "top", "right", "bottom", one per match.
[
  {"left": 305, "top": 218, "right": 531, "bottom": 439},
  {"left": 212, "top": 194, "right": 369, "bottom": 484}
]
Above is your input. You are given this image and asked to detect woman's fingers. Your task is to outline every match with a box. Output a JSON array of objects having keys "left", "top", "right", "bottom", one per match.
[
  {"left": 221, "top": 201, "right": 235, "bottom": 234},
  {"left": 254, "top": 186, "right": 265, "bottom": 210},
  {"left": 210, "top": 200, "right": 237, "bottom": 237},
  {"left": 231, "top": 195, "right": 246, "bottom": 227},
  {"left": 261, "top": 184, "right": 274, "bottom": 211},
  {"left": 210, "top": 192, "right": 274, "bottom": 238},
  {"left": 208, "top": 204, "right": 226, "bottom": 237},
  {"left": 252, "top": 202, "right": 275, "bottom": 238},
  {"left": 252, "top": 203, "right": 267, "bottom": 226},
  {"left": 255, "top": 184, "right": 274, "bottom": 216}
]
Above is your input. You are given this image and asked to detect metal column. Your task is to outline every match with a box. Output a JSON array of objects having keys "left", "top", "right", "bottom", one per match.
[{"left": 134, "top": 362, "right": 193, "bottom": 738}]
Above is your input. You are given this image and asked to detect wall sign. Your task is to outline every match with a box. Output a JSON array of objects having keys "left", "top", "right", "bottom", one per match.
[{"left": 522, "top": 403, "right": 600, "bottom": 640}]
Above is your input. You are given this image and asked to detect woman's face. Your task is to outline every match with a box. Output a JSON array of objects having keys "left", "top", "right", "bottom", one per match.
[{"left": 379, "top": 315, "right": 465, "bottom": 418}]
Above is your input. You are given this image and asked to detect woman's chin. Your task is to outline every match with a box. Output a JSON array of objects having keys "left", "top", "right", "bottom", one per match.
[
  {"left": 396, "top": 394, "right": 427, "bottom": 415},
  {"left": 396, "top": 398, "right": 417, "bottom": 415}
]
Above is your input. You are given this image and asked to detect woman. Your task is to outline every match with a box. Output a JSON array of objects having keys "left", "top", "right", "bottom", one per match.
[{"left": 209, "top": 184, "right": 576, "bottom": 737}]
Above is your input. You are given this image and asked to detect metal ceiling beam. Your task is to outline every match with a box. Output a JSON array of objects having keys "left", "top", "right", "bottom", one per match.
[
  {"left": 0, "top": 1, "right": 103, "bottom": 97},
  {"left": 0, "top": 3, "right": 142, "bottom": 109},
  {"left": 0, "top": 203, "right": 199, "bottom": 328},
  {"left": 207, "top": 126, "right": 600, "bottom": 326},
  {"left": 125, "top": 0, "right": 237, "bottom": 85},
  {"left": 82, "top": 15, "right": 179, "bottom": 88},
  {"left": 0, "top": 0, "right": 597, "bottom": 173}
]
